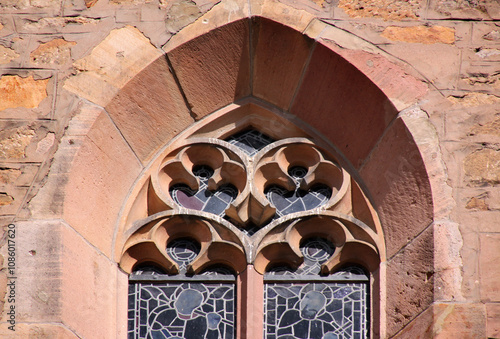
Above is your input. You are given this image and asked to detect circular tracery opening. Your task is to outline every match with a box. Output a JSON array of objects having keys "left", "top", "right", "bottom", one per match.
[{"left": 166, "top": 237, "right": 201, "bottom": 270}]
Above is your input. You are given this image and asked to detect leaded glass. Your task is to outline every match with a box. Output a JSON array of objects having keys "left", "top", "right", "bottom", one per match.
[
  {"left": 264, "top": 282, "right": 367, "bottom": 339},
  {"left": 166, "top": 238, "right": 201, "bottom": 271},
  {"left": 264, "top": 238, "right": 369, "bottom": 339},
  {"left": 226, "top": 129, "right": 275, "bottom": 156},
  {"left": 266, "top": 167, "right": 332, "bottom": 219},
  {"left": 128, "top": 281, "right": 235, "bottom": 339},
  {"left": 170, "top": 165, "right": 238, "bottom": 216}
]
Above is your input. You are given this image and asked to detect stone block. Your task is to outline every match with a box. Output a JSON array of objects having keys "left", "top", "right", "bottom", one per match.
[
  {"left": 163, "top": 0, "right": 248, "bottom": 52},
  {"left": 427, "top": 0, "right": 500, "bottom": 20},
  {"left": 14, "top": 15, "right": 102, "bottom": 34},
  {"left": 0, "top": 187, "right": 28, "bottom": 214},
  {"left": 0, "top": 163, "right": 39, "bottom": 188},
  {"left": 141, "top": 4, "right": 167, "bottom": 21},
  {"left": 472, "top": 22, "right": 500, "bottom": 48},
  {"left": 487, "top": 303, "right": 500, "bottom": 338},
  {"left": 0, "top": 75, "right": 49, "bottom": 112},
  {"left": 27, "top": 102, "right": 101, "bottom": 219},
  {"left": 116, "top": 8, "right": 141, "bottom": 22},
  {"left": 392, "top": 305, "right": 433, "bottom": 338},
  {"left": 0, "top": 323, "right": 78, "bottom": 338},
  {"left": 135, "top": 21, "right": 171, "bottom": 48},
  {"left": 105, "top": 56, "right": 193, "bottom": 163},
  {"left": 276, "top": 0, "right": 334, "bottom": 19},
  {"left": 62, "top": 112, "right": 142, "bottom": 257},
  {"left": 337, "top": 0, "right": 425, "bottom": 20},
  {"left": 291, "top": 43, "right": 400, "bottom": 168},
  {"left": 464, "top": 148, "right": 500, "bottom": 186},
  {"left": 0, "top": 45, "right": 19, "bottom": 65},
  {"left": 251, "top": 0, "right": 316, "bottom": 32},
  {"left": 64, "top": 26, "right": 162, "bottom": 107},
  {"left": 380, "top": 42, "right": 460, "bottom": 90},
  {"left": 432, "top": 303, "right": 486, "bottom": 337},
  {"left": 167, "top": 19, "right": 251, "bottom": 119},
  {"left": 11, "top": 220, "right": 63, "bottom": 323},
  {"left": 458, "top": 61, "right": 500, "bottom": 95},
  {"left": 60, "top": 223, "right": 128, "bottom": 338},
  {"left": 252, "top": 17, "right": 313, "bottom": 110},
  {"left": 386, "top": 226, "right": 434, "bottom": 336},
  {"left": 381, "top": 25, "right": 455, "bottom": 45},
  {"left": 318, "top": 38, "right": 428, "bottom": 111},
  {"left": 359, "top": 118, "right": 434, "bottom": 258},
  {"left": 29, "top": 38, "right": 76, "bottom": 68},
  {"left": 480, "top": 233, "right": 500, "bottom": 301}
]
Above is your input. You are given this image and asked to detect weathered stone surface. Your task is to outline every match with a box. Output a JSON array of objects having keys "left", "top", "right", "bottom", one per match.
[
  {"left": 480, "top": 234, "right": 500, "bottom": 301},
  {"left": 0, "top": 75, "right": 49, "bottom": 111},
  {"left": 8, "top": 220, "right": 127, "bottom": 337},
  {"left": 465, "top": 195, "right": 489, "bottom": 211},
  {"left": 432, "top": 303, "right": 486, "bottom": 337},
  {"left": 105, "top": 56, "right": 192, "bottom": 162},
  {"left": 382, "top": 25, "right": 455, "bottom": 44},
  {"left": 0, "top": 193, "right": 13, "bottom": 206},
  {"left": 0, "top": 45, "right": 19, "bottom": 64},
  {"left": 20, "top": 16, "right": 99, "bottom": 33},
  {"left": 28, "top": 102, "right": 101, "bottom": 219},
  {"left": 30, "top": 38, "right": 76, "bottom": 66},
  {"left": 167, "top": 19, "right": 250, "bottom": 118},
  {"left": 338, "top": 0, "right": 422, "bottom": 20},
  {"left": 386, "top": 226, "right": 434, "bottom": 336},
  {"left": 0, "top": 125, "right": 35, "bottom": 159},
  {"left": 428, "top": 0, "right": 500, "bottom": 20},
  {"left": 291, "top": 43, "right": 400, "bottom": 167},
  {"left": 252, "top": 17, "right": 312, "bottom": 110},
  {"left": 62, "top": 112, "right": 142, "bottom": 256},
  {"left": 0, "top": 168, "right": 21, "bottom": 185},
  {"left": 464, "top": 148, "right": 500, "bottom": 185},
  {"left": 251, "top": 0, "right": 316, "bottom": 32},
  {"left": 59, "top": 223, "right": 128, "bottom": 338},
  {"left": 0, "top": 323, "right": 78, "bottom": 338},
  {"left": 319, "top": 38, "right": 428, "bottom": 111},
  {"left": 165, "top": 0, "right": 203, "bottom": 33},
  {"left": 64, "top": 26, "right": 161, "bottom": 106},
  {"left": 360, "top": 118, "right": 433, "bottom": 257},
  {"left": 380, "top": 42, "right": 460, "bottom": 90},
  {"left": 483, "top": 30, "right": 500, "bottom": 42},
  {"left": 392, "top": 305, "right": 433, "bottom": 338},
  {"left": 487, "top": 303, "right": 500, "bottom": 338},
  {"left": 448, "top": 92, "right": 500, "bottom": 107}
]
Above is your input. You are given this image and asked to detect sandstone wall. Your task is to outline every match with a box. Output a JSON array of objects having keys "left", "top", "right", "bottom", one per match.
[{"left": 0, "top": 0, "right": 499, "bottom": 337}]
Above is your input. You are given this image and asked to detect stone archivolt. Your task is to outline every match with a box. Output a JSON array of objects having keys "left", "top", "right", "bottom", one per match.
[{"left": 120, "top": 130, "right": 384, "bottom": 276}]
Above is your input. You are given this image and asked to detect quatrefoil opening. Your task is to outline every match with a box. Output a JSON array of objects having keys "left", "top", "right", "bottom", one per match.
[{"left": 254, "top": 144, "right": 348, "bottom": 219}]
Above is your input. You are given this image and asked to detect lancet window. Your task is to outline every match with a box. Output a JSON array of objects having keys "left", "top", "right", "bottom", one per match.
[{"left": 120, "top": 120, "right": 384, "bottom": 339}]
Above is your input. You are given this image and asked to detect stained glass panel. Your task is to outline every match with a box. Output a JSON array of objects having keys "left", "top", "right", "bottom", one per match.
[
  {"left": 128, "top": 281, "right": 235, "bottom": 339},
  {"left": 226, "top": 129, "right": 275, "bottom": 156},
  {"left": 264, "top": 282, "right": 367, "bottom": 339},
  {"left": 266, "top": 167, "right": 332, "bottom": 219},
  {"left": 265, "top": 238, "right": 369, "bottom": 339},
  {"left": 170, "top": 165, "right": 238, "bottom": 217}
]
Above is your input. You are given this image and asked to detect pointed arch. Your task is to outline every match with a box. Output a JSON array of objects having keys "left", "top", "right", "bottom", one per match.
[{"left": 43, "top": 13, "right": 442, "bottom": 338}]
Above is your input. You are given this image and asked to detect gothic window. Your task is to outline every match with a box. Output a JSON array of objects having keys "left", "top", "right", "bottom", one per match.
[{"left": 120, "top": 117, "right": 384, "bottom": 339}]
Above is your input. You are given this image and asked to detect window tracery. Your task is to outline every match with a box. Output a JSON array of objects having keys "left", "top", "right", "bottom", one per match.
[{"left": 121, "top": 121, "right": 384, "bottom": 338}]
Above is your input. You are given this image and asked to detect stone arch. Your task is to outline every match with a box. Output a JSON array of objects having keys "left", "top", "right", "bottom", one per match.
[{"left": 30, "top": 12, "right": 449, "bottom": 339}]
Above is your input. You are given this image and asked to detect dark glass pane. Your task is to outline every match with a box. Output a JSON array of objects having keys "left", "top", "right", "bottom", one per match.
[{"left": 225, "top": 129, "right": 275, "bottom": 156}]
